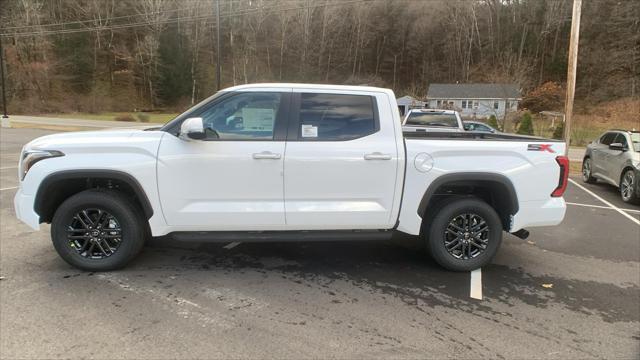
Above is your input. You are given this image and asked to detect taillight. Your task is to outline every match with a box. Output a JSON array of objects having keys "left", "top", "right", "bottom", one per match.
[{"left": 551, "top": 156, "right": 569, "bottom": 197}]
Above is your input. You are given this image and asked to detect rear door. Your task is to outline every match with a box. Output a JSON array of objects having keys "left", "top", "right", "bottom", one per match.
[{"left": 283, "top": 90, "right": 401, "bottom": 230}]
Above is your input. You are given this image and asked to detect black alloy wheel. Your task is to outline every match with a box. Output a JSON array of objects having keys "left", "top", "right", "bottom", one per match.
[
  {"left": 443, "top": 213, "right": 490, "bottom": 260},
  {"left": 66, "top": 208, "right": 123, "bottom": 259},
  {"left": 51, "top": 190, "right": 146, "bottom": 271}
]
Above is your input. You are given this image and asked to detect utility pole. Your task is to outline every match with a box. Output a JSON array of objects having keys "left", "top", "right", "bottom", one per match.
[
  {"left": 215, "top": 0, "right": 221, "bottom": 91},
  {"left": 0, "top": 36, "right": 8, "bottom": 118},
  {"left": 563, "top": 0, "right": 582, "bottom": 154}
]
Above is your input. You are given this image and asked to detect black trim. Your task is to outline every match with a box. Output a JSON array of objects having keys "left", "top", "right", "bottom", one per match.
[
  {"left": 273, "top": 92, "right": 292, "bottom": 141},
  {"left": 417, "top": 172, "right": 519, "bottom": 217},
  {"left": 170, "top": 229, "right": 393, "bottom": 243},
  {"left": 34, "top": 170, "right": 154, "bottom": 220},
  {"left": 287, "top": 92, "right": 302, "bottom": 141},
  {"left": 404, "top": 131, "right": 563, "bottom": 142},
  {"left": 392, "top": 137, "right": 408, "bottom": 230}
]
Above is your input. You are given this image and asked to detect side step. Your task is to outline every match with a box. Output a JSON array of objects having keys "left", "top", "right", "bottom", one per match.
[{"left": 170, "top": 230, "right": 394, "bottom": 243}]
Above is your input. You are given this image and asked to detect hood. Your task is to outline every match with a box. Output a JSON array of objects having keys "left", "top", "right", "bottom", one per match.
[
  {"left": 25, "top": 129, "right": 143, "bottom": 150},
  {"left": 23, "top": 128, "right": 165, "bottom": 156}
]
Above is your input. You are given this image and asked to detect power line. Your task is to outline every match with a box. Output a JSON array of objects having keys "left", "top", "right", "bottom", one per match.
[
  {"left": 0, "top": 0, "right": 349, "bottom": 32},
  {"left": 0, "top": 6, "right": 202, "bottom": 31},
  {"left": 0, "top": 0, "right": 369, "bottom": 38}
]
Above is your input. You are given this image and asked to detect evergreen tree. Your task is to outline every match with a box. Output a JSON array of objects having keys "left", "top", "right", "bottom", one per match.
[
  {"left": 487, "top": 115, "right": 500, "bottom": 131},
  {"left": 553, "top": 121, "right": 565, "bottom": 140},
  {"left": 517, "top": 112, "right": 534, "bottom": 135}
]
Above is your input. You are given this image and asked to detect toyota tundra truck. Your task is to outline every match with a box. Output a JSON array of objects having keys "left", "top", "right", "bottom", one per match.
[{"left": 14, "top": 83, "right": 568, "bottom": 272}]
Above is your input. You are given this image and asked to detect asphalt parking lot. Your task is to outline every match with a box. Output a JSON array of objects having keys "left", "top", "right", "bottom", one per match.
[{"left": 1, "top": 127, "right": 639, "bottom": 359}]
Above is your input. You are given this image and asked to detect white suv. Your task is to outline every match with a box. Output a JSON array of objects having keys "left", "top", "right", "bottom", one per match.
[{"left": 583, "top": 130, "right": 640, "bottom": 204}]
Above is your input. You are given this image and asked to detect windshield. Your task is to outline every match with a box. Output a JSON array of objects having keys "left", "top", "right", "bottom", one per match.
[
  {"left": 631, "top": 133, "right": 640, "bottom": 152},
  {"left": 405, "top": 112, "right": 458, "bottom": 128}
]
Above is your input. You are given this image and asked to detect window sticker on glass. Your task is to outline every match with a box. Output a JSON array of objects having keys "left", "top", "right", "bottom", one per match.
[
  {"left": 241, "top": 108, "right": 275, "bottom": 131},
  {"left": 301, "top": 124, "right": 318, "bottom": 138}
]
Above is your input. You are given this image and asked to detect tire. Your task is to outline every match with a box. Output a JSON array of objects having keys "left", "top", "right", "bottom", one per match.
[
  {"left": 620, "top": 169, "right": 640, "bottom": 205},
  {"left": 425, "top": 197, "right": 502, "bottom": 271},
  {"left": 51, "top": 189, "right": 146, "bottom": 271},
  {"left": 582, "top": 158, "right": 597, "bottom": 184}
]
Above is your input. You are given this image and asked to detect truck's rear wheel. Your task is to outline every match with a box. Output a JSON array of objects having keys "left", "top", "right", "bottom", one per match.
[
  {"left": 426, "top": 198, "right": 502, "bottom": 271},
  {"left": 51, "top": 190, "right": 146, "bottom": 271}
]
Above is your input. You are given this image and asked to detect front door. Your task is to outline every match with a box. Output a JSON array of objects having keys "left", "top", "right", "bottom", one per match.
[
  {"left": 283, "top": 91, "right": 401, "bottom": 230},
  {"left": 157, "top": 91, "right": 290, "bottom": 230},
  {"left": 592, "top": 132, "right": 615, "bottom": 178},
  {"left": 604, "top": 133, "right": 629, "bottom": 185}
]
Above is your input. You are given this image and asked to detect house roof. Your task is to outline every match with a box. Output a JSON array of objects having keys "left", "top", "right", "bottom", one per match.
[
  {"left": 427, "top": 83, "right": 521, "bottom": 99},
  {"left": 396, "top": 95, "right": 425, "bottom": 105}
]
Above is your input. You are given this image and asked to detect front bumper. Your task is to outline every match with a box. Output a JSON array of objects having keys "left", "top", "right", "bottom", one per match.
[
  {"left": 14, "top": 187, "right": 40, "bottom": 230},
  {"left": 510, "top": 197, "right": 566, "bottom": 232}
]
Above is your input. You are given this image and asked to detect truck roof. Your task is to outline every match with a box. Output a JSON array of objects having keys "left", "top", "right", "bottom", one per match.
[
  {"left": 224, "top": 83, "right": 394, "bottom": 94},
  {"left": 407, "top": 108, "right": 458, "bottom": 114}
]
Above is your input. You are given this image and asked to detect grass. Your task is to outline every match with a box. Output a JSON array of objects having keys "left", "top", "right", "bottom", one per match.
[
  {"left": 44, "top": 112, "right": 178, "bottom": 124},
  {"left": 569, "top": 160, "right": 583, "bottom": 176}
]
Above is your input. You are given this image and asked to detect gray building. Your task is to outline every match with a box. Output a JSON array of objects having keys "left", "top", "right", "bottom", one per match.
[
  {"left": 396, "top": 95, "right": 426, "bottom": 117},
  {"left": 426, "top": 83, "right": 521, "bottom": 120}
]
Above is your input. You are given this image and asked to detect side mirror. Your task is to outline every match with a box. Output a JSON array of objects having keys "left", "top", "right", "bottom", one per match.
[
  {"left": 179, "top": 117, "right": 206, "bottom": 140},
  {"left": 609, "top": 142, "right": 626, "bottom": 151}
]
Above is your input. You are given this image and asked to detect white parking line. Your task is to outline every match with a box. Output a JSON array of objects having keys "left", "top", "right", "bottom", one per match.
[
  {"left": 568, "top": 179, "right": 640, "bottom": 226},
  {"left": 223, "top": 241, "right": 241, "bottom": 250},
  {"left": 566, "top": 201, "right": 640, "bottom": 214},
  {"left": 0, "top": 186, "right": 17, "bottom": 191},
  {"left": 470, "top": 268, "right": 482, "bottom": 300},
  {"left": 0, "top": 166, "right": 17, "bottom": 170}
]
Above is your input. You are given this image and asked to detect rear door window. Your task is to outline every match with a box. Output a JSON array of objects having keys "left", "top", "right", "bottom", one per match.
[{"left": 296, "top": 93, "right": 378, "bottom": 141}]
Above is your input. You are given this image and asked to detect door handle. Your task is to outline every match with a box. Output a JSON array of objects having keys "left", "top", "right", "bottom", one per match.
[
  {"left": 252, "top": 151, "right": 281, "bottom": 160},
  {"left": 364, "top": 152, "right": 392, "bottom": 160}
]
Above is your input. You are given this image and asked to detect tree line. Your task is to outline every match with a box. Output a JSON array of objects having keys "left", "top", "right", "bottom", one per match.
[{"left": 0, "top": 0, "right": 638, "bottom": 114}]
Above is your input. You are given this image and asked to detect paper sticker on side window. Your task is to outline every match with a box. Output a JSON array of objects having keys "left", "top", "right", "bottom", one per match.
[
  {"left": 301, "top": 124, "right": 318, "bottom": 138},
  {"left": 242, "top": 108, "right": 274, "bottom": 131}
]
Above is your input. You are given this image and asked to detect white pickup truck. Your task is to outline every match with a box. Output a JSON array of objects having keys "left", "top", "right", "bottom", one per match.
[
  {"left": 14, "top": 83, "right": 568, "bottom": 272},
  {"left": 402, "top": 109, "right": 464, "bottom": 133}
]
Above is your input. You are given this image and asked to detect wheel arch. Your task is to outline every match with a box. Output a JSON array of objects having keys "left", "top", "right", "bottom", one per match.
[
  {"left": 620, "top": 165, "right": 636, "bottom": 184},
  {"left": 34, "top": 170, "right": 154, "bottom": 224},
  {"left": 417, "top": 172, "right": 519, "bottom": 231}
]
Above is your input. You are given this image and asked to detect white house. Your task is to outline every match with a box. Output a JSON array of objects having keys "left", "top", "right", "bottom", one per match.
[
  {"left": 426, "top": 83, "right": 521, "bottom": 120},
  {"left": 396, "top": 95, "right": 426, "bottom": 117}
]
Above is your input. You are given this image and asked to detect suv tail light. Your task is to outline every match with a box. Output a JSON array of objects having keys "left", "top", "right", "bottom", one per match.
[{"left": 551, "top": 156, "right": 569, "bottom": 197}]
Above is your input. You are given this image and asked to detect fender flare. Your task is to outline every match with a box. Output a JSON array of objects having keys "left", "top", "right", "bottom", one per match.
[
  {"left": 417, "top": 172, "right": 519, "bottom": 218},
  {"left": 34, "top": 169, "right": 154, "bottom": 221}
]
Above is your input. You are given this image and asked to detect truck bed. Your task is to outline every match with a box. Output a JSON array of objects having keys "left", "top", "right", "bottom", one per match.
[{"left": 403, "top": 130, "right": 564, "bottom": 142}]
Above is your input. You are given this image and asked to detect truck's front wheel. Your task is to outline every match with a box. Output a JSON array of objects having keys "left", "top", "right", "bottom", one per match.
[
  {"left": 426, "top": 198, "right": 502, "bottom": 271},
  {"left": 51, "top": 190, "right": 146, "bottom": 271}
]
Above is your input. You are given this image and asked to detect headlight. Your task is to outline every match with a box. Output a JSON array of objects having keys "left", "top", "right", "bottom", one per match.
[{"left": 19, "top": 149, "right": 64, "bottom": 180}]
